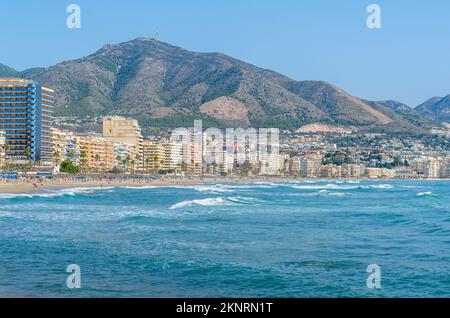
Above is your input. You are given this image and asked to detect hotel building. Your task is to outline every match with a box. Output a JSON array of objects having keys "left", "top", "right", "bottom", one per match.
[
  {"left": 143, "top": 140, "right": 166, "bottom": 172},
  {"left": 114, "top": 142, "right": 138, "bottom": 172},
  {"left": 0, "top": 78, "right": 54, "bottom": 164},
  {"left": 162, "top": 141, "right": 183, "bottom": 171},
  {"left": 103, "top": 116, "right": 143, "bottom": 169}
]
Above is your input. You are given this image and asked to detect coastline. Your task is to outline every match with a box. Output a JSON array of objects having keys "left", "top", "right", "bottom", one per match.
[{"left": 0, "top": 176, "right": 448, "bottom": 194}]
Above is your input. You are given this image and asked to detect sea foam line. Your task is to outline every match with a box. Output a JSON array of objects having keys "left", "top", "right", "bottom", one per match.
[
  {"left": 0, "top": 187, "right": 115, "bottom": 199},
  {"left": 169, "top": 196, "right": 261, "bottom": 210}
]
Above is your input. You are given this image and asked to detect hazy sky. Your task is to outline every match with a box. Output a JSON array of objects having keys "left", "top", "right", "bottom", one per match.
[{"left": 1, "top": 0, "right": 449, "bottom": 106}]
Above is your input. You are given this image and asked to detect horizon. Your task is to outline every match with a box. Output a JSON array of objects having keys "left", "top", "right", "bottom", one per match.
[{"left": 1, "top": 0, "right": 450, "bottom": 106}]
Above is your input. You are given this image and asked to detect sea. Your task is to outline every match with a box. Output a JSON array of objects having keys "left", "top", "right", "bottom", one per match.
[{"left": 0, "top": 180, "right": 449, "bottom": 297}]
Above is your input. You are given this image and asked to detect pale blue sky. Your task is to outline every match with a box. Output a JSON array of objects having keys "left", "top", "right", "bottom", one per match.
[{"left": 1, "top": 0, "right": 449, "bottom": 106}]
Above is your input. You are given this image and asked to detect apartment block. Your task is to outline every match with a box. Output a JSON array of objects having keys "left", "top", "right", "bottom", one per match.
[
  {"left": 103, "top": 116, "right": 143, "bottom": 168},
  {"left": 0, "top": 78, "right": 54, "bottom": 164}
]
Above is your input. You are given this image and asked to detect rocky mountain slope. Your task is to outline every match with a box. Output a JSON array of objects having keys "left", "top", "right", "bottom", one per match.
[
  {"left": 0, "top": 38, "right": 443, "bottom": 133},
  {"left": 416, "top": 96, "right": 450, "bottom": 124}
]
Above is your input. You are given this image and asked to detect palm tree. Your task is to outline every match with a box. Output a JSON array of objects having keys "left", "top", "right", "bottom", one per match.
[
  {"left": 136, "top": 154, "right": 142, "bottom": 172},
  {"left": 122, "top": 155, "right": 131, "bottom": 172},
  {"left": 80, "top": 150, "right": 88, "bottom": 173},
  {"left": 22, "top": 148, "right": 32, "bottom": 176},
  {"left": 53, "top": 150, "right": 61, "bottom": 166},
  {"left": 130, "top": 159, "right": 136, "bottom": 174},
  {"left": 94, "top": 154, "right": 101, "bottom": 173},
  {"left": 145, "top": 157, "right": 151, "bottom": 173},
  {"left": 152, "top": 155, "right": 159, "bottom": 173},
  {"left": 1, "top": 143, "right": 11, "bottom": 171}
]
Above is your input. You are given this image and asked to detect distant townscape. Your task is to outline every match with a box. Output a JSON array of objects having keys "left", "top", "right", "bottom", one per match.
[{"left": 0, "top": 77, "right": 449, "bottom": 180}]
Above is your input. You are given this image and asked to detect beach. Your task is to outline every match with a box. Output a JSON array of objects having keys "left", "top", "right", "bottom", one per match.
[
  {"left": 0, "top": 175, "right": 447, "bottom": 194},
  {"left": 0, "top": 176, "right": 304, "bottom": 194}
]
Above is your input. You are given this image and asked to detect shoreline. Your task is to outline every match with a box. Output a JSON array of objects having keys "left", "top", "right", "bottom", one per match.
[{"left": 0, "top": 176, "right": 449, "bottom": 194}]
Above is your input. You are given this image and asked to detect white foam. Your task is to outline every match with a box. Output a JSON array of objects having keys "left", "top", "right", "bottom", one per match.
[
  {"left": 169, "top": 197, "right": 228, "bottom": 209},
  {"left": 370, "top": 184, "right": 394, "bottom": 189},
  {"left": 169, "top": 196, "right": 260, "bottom": 210},
  {"left": 319, "top": 190, "right": 350, "bottom": 197},
  {"left": 120, "top": 185, "right": 159, "bottom": 190},
  {"left": 290, "top": 184, "right": 360, "bottom": 190},
  {"left": 417, "top": 192, "right": 433, "bottom": 197},
  {"left": 0, "top": 187, "right": 114, "bottom": 199},
  {"left": 0, "top": 211, "right": 13, "bottom": 217}
]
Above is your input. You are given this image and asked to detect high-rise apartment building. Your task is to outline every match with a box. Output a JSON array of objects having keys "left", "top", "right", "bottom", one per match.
[
  {"left": 103, "top": 116, "right": 143, "bottom": 169},
  {"left": 0, "top": 78, "right": 54, "bottom": 164},
  {"left": 143, "top": 141, "right": 166, "bottom": 172}
]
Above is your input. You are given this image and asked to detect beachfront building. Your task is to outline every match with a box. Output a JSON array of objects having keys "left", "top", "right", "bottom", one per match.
[
  {"left": 365, "top": 167, "right": 396, "bottom": 179},
  {"left": 87, "top": 136, "right": 115, "bottom": 172},
  {"left": 442, "top": 158, "right": 450, "bottom": 178},
  {"left": 0, "top": 78, "right": 55, "bottom": 165},
  {"left": 321, "top": 164, "right": 342, "bottom": 178},
  {"left": 288, "top": 156, "right": 301, "bottom": 176},
  {"left": 341, "top": 164, "right": 365, "bottom": 178},
  {"left": 52, "top": 128, "right": 68, "bottom": 165},
  {"left": 187, "top": 142, "right": 203, "bottom": 175},
  {"left": 114, "top": 142, "right": 138, "bottom": 172},
  {"left": 52, "top": 128, "right": 87, "bottom": 165},
  {"left": 143, "top": 140, "right": 166, "bottom": 173},
  {"left": 162, "top": 141, "right": 183, "bottom": 171},
  {"left": 299, "top": 156, "right": 322, "bottom": 178},
  {"left": 424, "top": 159, "right": 440, "bottom": 179},
  {"left": 74, "top": 135, "right": 115, "bottom": 172},
  {"left": 222, "top": 146, "right": 235, "bottom": 174},
  {"left": 103, "top": 116, "right": 143, "bottom": 169}
]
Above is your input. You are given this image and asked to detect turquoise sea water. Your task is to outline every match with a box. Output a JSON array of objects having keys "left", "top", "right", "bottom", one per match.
[{"left": 0, "top": 180, "right": 449, "bottom": 297}]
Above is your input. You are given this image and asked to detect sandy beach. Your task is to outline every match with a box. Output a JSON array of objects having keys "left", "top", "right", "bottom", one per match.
[
  {"left": 0, "top": 176, "right": 447, "bottom": 194},
  {"left": 0, "top": 176, "right": 303, "bottom": 194}
]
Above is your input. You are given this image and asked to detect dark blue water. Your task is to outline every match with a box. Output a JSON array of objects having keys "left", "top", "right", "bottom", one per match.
[{"left": 0, "top": 180, "right": 449, "bottom": 297}]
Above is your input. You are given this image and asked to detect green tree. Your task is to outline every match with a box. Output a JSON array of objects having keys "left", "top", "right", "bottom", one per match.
[{"left": 60, "top": 160, "right": 81, "bottom": 174}]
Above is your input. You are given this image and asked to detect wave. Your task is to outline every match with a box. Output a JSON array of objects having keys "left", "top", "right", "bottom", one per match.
[
  {"left": 0, "top": 211, "right": 13, "bottom": 218},
  {"left": 319, "top": 190, "right": 351, "bottom": 197},
  {"left": 417, "top": 192, "right": 433, "bottom": 197},
  {"left": 289, "top": 183, "right": 394, "bottom": 191},
  {"left": 0, "top": 187, "right": 114, "bottom": 200},
  {"left": 120, "top": 185, "right": 160, "bottom": 190},
  {"left": 169, "top": 196, "right": 260, "bottom": 210},
  {"left": 290, "top": 184, "right": 360, "bottom": 190},
  {"left": 369, "top": 184, "right": 394, "bottom": 189}
]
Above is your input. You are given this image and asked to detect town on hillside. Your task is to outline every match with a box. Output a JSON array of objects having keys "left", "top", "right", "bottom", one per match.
[{"left": 0, "top": 78, "right": 449, "bottom": 180}]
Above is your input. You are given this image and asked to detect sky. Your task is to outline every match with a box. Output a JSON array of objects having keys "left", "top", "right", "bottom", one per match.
[{"left": 0, "top": 0, "right": 449, "bottom": 106}]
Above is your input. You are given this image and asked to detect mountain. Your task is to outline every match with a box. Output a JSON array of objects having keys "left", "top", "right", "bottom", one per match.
[
  {"left": 0, "top": 63, "right": 45, "bottom": 79},
  {"left": 364, "top": 100, "right": 438, "bottom": 131},
  {"left": 0, "top": 38, "right": 441, "bottom": 133},
  {"left": 0, "top": 63, "right": 19, "bottom": 77},
  {"left": 416, "top": 96, "right": 450, "bottom": 124}
]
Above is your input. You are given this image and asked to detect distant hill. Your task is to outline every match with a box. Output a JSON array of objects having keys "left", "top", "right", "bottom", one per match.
[
  {"left": 0, "top": 63, "right": 45, "bottom": 79},
  {"left": 416, "top": 96, "right": 450, "bottom": 124},
  {"left": 0, "top": 38, "right": 443, "bottom": 133},
  {"left": 0, "top": 63, "right": 19, "bottom": 77}
]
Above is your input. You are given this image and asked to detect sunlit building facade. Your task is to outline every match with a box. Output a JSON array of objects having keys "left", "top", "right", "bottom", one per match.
[{"left": 0, "top": 78, "right": 54, "bottom": 164}]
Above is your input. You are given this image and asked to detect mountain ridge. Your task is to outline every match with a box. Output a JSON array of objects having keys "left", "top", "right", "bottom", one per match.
[
  {"left": 416, "top": 95, "right": 450, "bottom": 124},
  {"left": 0, "top": 38, "right": 445, "bottom": 134}
]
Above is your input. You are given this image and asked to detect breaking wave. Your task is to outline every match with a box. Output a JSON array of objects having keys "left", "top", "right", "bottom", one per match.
[
  {"left": 417, "top": 192, "right": 433, "bottom": 197},
  {"left": 169, "top": 196, "right": 260, "bottom": 210},
  {"left": 0, "top": 187, "right": 114, "bottom": 200},
  {"left": 289, "top": 183, "right": 394, "bottom": 191},
  {"left": 319, "top": 190, "right": 351, "bottom": 197}
]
